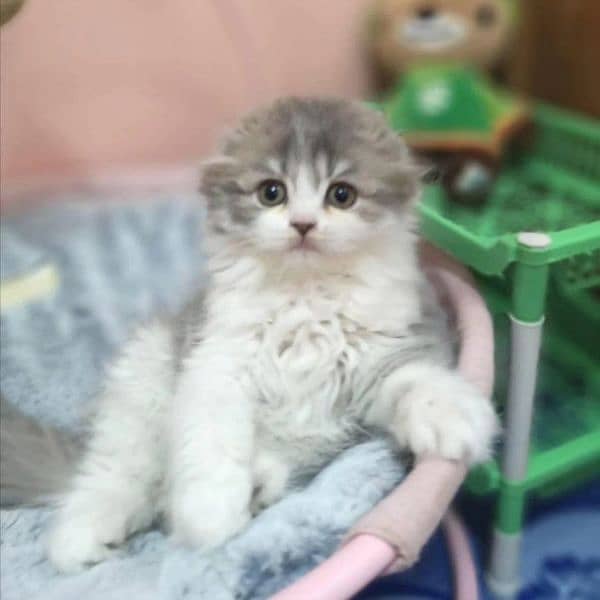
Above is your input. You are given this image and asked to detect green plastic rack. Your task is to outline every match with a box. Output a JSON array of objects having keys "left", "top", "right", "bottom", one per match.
[{"left": 416, "top": 103, "right": 600, "bottom": 598}]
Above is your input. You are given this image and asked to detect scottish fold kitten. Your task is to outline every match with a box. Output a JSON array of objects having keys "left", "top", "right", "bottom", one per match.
[{"left": 2, "top": 98, "right": 498, "bottom": 573}]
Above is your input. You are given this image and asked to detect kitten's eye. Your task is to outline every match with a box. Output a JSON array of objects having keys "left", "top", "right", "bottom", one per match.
[
  {"left": 476, "top": 3, "right": 497, "bottom": 27},
  {"left": 326, "top": 182, "right": 358, "bottom": 210},
  {"left": 257, "top": 179, "right": 287, "bottom": 207}
]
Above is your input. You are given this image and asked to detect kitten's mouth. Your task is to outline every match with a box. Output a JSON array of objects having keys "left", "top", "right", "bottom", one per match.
[{"left": 290, "top": 237, "right": 320, "bottom": 253}]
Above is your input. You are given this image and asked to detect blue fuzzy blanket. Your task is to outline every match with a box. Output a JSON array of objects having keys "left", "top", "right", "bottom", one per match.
[{"left": 0, "top": 195, "right": 405, "bottom": 600}]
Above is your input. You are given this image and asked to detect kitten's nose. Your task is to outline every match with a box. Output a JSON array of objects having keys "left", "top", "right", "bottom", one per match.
[{"left": 290, "top": 221, "right": 316, "bottom": 237}]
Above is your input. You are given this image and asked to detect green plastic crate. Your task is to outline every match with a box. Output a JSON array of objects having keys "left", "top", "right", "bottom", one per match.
[
  {"left": 416, "top": 103, "right": 600, "bottom": 500},
  {"left": 419, "top": 102, "right": 600, "bottom": 374},
  {"left": 420, "top": 105, "right": 600, "bottom": 278}
]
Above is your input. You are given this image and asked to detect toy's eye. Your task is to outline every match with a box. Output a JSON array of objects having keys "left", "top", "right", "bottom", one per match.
[
  {"left": 257, "top": 180, "right": 287, "bottom": 207},
  {"left": 416, "top": 6, "right": 437, "bottom": 20},
  {"left": 476, "top": 4, "right": 497, "bottom": 27},
  {"left": 326, "top": 182, "right": 358, "bottom": 209}
]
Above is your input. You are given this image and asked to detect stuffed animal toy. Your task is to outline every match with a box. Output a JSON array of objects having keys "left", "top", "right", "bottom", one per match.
[{"left": 367, "top": 0, "right": 531, "bottom": 204}]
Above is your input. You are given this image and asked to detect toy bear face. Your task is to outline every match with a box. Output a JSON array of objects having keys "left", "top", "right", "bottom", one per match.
[{"left": 370, "top": 0, "right": 513, "bottom": 79}]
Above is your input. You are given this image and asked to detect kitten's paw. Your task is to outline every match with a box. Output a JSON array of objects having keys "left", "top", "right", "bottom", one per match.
[
  {"left": 170, "top": 479, "right": 252, "bottom": 548},
  {"left": 47, "top": 515, "right": 117, "bottom": 573},
  {"left": 395, "top": 372, "right": 499, "bottom": 464},
  {"left": 250, "top": 450, "right": 290, "bottom": 514},
  {"left": 47, "top": 492, "right": 152, "bottom": 573}
]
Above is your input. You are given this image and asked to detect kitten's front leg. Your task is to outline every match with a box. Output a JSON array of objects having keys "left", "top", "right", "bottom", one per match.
[
  {"left": 366, "top": 363, "right": 499, "bottom": 465},
  {"left": 47, "top": 323, "right": 172, "bottom": 573},
  {"left": 169, "top": 350, "right": 255, "bottom": 548}
]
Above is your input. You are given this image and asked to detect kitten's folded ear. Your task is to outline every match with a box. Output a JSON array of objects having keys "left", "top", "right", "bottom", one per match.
[
  {"left": 198, "top": 156, "right": 242, "bottom": 197},
  {"left": 387, "top": 163, "right": 424, "bottom": 206},
  {"left": 199, "top": 156, "right": 237, "bottom": 182},
  {"left": 199, "top": 155, "right": 266, "bottom": 198}
]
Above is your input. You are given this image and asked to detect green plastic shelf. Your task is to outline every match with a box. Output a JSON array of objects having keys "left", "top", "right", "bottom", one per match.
[{"left": 415, "top": 103, "right": 600, "bottom": 501}]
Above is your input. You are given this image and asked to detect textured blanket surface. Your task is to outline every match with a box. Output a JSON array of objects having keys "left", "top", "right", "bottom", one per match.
[{"left": 0, "top": 195, "right": 404, "bottom": 600}]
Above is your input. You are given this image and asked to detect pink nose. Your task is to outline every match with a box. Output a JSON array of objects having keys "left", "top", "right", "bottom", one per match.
[{"left": 291, "top": 221, "right": 316, "bottom": 237}]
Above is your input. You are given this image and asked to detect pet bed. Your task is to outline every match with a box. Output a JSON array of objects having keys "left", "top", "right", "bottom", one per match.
[{"left": 0, "top": 193, "right": 489, "bottom": 599}]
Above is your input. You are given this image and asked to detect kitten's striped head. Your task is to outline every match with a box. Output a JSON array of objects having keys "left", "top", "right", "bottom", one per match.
[{"left": 201, "top": 97, "right": 421, "bottom": 259}]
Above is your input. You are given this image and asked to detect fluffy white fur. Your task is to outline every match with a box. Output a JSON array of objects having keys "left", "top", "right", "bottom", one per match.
[{"left": 46, "top": 98, "right": 498, "bottom": 573}]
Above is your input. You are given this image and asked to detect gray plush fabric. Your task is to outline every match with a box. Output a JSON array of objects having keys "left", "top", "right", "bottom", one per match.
[{"left": 0, "top": 195, "right": 404, "bottom": 600}]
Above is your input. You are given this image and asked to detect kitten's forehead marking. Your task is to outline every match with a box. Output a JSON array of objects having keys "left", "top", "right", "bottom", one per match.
[
  {"left": 331, "top": 160, "right": 353, "bottom": 180},
  {"left": 267, "top": 157, "right": 283, "bottom": 176},
  {"left": 292, "top": 162, "right": 320, "bottom": 197},
  {"left": 288, "top": 162, "right": 324, "bottom": 221},
  {"left": 311, "top": 152, "right": 351, "bottom": 186},
  {"left": 314, "top": 152, "right": 329, "bottom": 185}
]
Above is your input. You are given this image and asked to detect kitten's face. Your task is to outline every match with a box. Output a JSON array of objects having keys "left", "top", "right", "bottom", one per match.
[{"left": 201, "top": 98, "right": 419, "bottom": 260}]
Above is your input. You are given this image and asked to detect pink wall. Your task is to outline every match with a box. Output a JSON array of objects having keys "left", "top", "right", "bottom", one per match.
[{"left": 1, "top": 0, "right": 371, "bottom": 192}]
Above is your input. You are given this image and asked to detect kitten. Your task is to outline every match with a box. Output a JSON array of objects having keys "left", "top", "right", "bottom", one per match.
[{"left": 1, "top": 98, "right": 498, "bottom": 573}]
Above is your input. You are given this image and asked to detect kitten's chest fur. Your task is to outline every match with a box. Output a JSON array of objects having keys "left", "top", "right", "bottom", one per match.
[
  {"left": 254, "top": 289, "right": 369, "bottom": 411},
  {"left": 253, "top": 285, "right": 417, "bottom": 456},
  {"left": 201, "top": 254, "right": 424, "bottom": 458}
]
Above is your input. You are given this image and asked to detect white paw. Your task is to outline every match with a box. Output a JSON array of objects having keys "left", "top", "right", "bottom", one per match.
[
  {"left": 395, "top": 372, "right": 499, "bottom": 464},
  {"left": 170, "top": 478, "right": 252, "bottom": 548},
  {"left": 47, "top": 492, "right": 151, "bottom": 573},
  {"left": 47, "top": 515, "right": 117, "bottom": 574},
  {"left": 250, "top": 451, "right": 290, "bottom": 514}
]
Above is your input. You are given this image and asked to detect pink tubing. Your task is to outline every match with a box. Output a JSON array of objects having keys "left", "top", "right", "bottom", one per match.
[
  {"left": 443, "top": 511, "right": 479, "bottom": 600},
  {"left": 272, "top": 244, "right": 494, "bottom": 600},
  {"left": 271, "top": 535, "right": 397, "bottom": 600}
]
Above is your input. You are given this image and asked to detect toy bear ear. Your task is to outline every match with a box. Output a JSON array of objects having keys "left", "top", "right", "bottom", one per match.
[
  {"left": 1, "top": 0, "right": 26, "bottom": 26},
  {"left": 503, "top": 0, "right": 519, "bottom": 24},
  {"left": 365, "top": 2, "right": 385, "bottom": 40}
]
